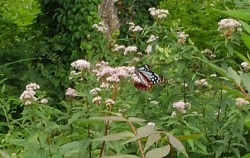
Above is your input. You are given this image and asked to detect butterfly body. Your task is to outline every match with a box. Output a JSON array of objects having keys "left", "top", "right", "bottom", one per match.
[{"left": 134, "top": 65, "right": 164, "bottom": 91}]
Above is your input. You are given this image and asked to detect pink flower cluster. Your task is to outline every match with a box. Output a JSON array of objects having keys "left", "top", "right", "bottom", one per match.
[
  {"left": 20, "top": 83, "right": 48, "bottom": 105},
  {"left": 93, "top": 61, "right": 135, "bottom": 83}
]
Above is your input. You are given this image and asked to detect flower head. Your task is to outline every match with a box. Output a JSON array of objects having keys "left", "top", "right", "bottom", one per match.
[
  {"left": 40, "top": 98, "right": 48, "bottom": 104},
  {"left": 149, "top": 7, "right": 169, "bottom": 19},
  {"left": 218, "top": 18, "right": 241, "bottom": 39},
  {"left": 93, "top": 96, "right": 102, "bottom": 104},
  {"left": 93, "top": 21, "right": 108, "bottom": 32},
  {"left": 236, "top": 98, "right": 249, "bottom": 108},
  {"left": 124, "top": 46, "right": 137, "bottom": 55},
  {"left": 26, "top": 83, "right": 40, "bottom": 91},
  {"left": 145, "top": 45, "right": 152, "bottom": 54},
  {"left": 71, "top": 59, "right": 90, "bottom": 70},
  {"left": 241, "top": 62, "right": 250, "bottom": 70},
  {"left": 65, "top": 87, "right": 77, "bottom": 97},
  {"left": 114, "top": 44, "right": 125, "bottom": 51},
  {"left": 128, "top": 22, "right": 143, "bottom": 32},
  {"left": 147, "top": 35, "right": 159, "bottom": 43},
  {"left": 194, "top": 79, "right": 208, "bottom": 87},
  {"left": 90, "top": 88, "right": 102, "bottom": 95},
  {"left": 177, "top": 32, "right": 189, "bottom": 44},
  {"left": 105, "top": 98, "right": 115, "bottom": 107}
]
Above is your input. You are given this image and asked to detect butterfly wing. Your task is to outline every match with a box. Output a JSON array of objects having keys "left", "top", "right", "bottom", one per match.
[{"left": 134, "top": 65, "right": 164, "bottom": 91}]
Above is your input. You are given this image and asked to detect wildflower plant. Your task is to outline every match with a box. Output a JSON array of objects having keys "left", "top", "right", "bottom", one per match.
[{"left": 2, "top": 1, "right": 250, "bottom": 158}]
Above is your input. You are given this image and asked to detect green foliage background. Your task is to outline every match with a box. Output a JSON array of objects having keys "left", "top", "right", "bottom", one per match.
[{"left": 1, "top": 0, "right": 250, "bottom": 157}]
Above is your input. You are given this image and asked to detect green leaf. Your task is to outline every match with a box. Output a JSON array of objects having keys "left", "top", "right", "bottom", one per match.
[
  {"left": 183, "top": 130, "right": 194, "bottom": 151},
  {"left": 123, "top": 125, "right": 154, "bottom": 144},
  {"left": 166, "top": 133, "right": 189, "bottom": 157},
  {"left": 144, "top": 132, "right": 161, "bottom": 152},
  {"left": 227, "top": 67, "right": 241, "bottom": 84},
  {"left": 60, "top": 141, "right": 82, "bottom": 154},
  {"left": 101, "top": 155, "right": 139, "bottom": 158},
  {"left": 198, "top": 58, "right": 227, "bottom": 77},
  {"left": 128, "top": 117, "right": 146, "bottom": 123},
  {"left": 233, "top": 51, "right": 250, "bottom": 62},
  {"left": 10, "top": 139, "right": 27, "bottom": 147},
  {"left": 245, "top": 114, "right": 250, "bottom": 129},
  {"left": 240, "top": 72, "right": 250, "bottom": 94},
  {"left": 1, "top": 85, "right": 5, "bottom": 93},
  {"left": 240, "top": 20, "right": 250, "bottom": 34},
  {"left": 92, "top": 131, "right": 134, "bottom": 141},
  {"left": 0, "top": 150, "right": 10, "bottom": 158},
  {"left": 90, "top": 116, "right": 127, "bottom": 122},
  {"left": 241, "top": 31, "right": 250, "bottom": 49},
  {"left": 145, "top": 145, "right": 170, "bottom": 158},
  {"left": 219, "top": 9, "right": 250, "bottom": 21},
  {"left": 242, "top": 153, "right": 250, "bottom": 158},
  {"left": 177, "top": 134, "right": 201, "bottom": 140},
  {"left": 68, "top": 112, "right": 84, "bottom": 125}
]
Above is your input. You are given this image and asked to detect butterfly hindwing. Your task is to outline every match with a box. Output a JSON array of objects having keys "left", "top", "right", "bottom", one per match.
[{"left": 134, "top": 65, "right": 164, "bottom": 91}]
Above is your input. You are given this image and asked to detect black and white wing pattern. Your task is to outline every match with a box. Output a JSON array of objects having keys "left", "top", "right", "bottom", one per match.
[{"left": 134, "top": 65, "right": 164, "bottom": 91}]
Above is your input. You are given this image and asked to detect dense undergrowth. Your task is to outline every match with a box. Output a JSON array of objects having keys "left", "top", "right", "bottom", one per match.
[{"left": 1, "top": 0, "right": 250, "bottom": 157}]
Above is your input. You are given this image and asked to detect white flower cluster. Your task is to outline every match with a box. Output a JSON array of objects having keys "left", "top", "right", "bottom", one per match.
[
  {"left": 145, "top": 45, "right": 152, "bottom": 54},
  {"left": 177, "top": 31, "right": 189, "bottom": 44},
  {"left": 105, "top": 98, "right": 115, "bottom": 107},
  {"left": 149, "top": 7, "right": 169, "bottom": 19},
  {"left": 194, "top": 79, "right": 208, "bottom": 87},
  {"left": 218, "top": 18, "right": 241, "bottom": 39},
  {"left": 92, "top": 21, "right": 108, "bottom": 32},
  {"left": 236, "top": 98, "right": 249, "bottom": 108},
  {"left": 218, "top": 18, "right": 241, "bottom": 30},
  {"left": 128, "top": 22, "right": 143, "bottom": 32},
  {"left": 71, "top": 59, "right": 90, "bottom": 71},
  {"left": 171, "top": 100, "right": 191, "bottom": 116},
  {"left": 114, "top": 44, "right": 125, "bottom": 51},
  {"left": 113, "top": 45, "right": 138, "bottom": 56},
  {"left": 124, "top": 46, "right": 137, "bottom": 55},
  {"left": 241, "top": 62, "right": 250, "bottom": 70},
  {"left": 147, "top": 35, "right": 159, "bottom": 43}
]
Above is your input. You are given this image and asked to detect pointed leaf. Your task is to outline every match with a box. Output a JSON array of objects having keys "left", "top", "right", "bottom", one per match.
[
  {"left": 68, "top": 112, "right": 84, "bottom": 125},
  {"left": 60, "top": 141, "right": 82, "bottom": 154},
  {"left": 128, "top": 117, "right": 146, "bottom": 123},
  {"left": 240, "top": 20, "right": 250, "bottom": 34},
  {"left": 166, "top": 133, "right": 189, "bottom": 157},
  {"left": 102, "top": 155, "right": 140, "bottom": 158},
  {"left": 90, "top": 116, "right": 127, "bottom": 122},
  {"left": 241, "top": 31, "right": 250, "bottom": 49},
  {"left": 183, "top": 130, "right": 194, "bottom": 151},
  {"left": 242, "top": 153, "right": 250, "bottom": 158},
  {"left": 146, "top": 145, "right": 170, "bottom": 158},
  {"left": 227, "top": 67, "right": 241, "bottom": 84},
  {"left": 240, "top": 72, "right": 250, "bottom": 93},
  {"left": 144, "top": 132, "right": 161, "bottom": 152},
  {"left": 233, "top": 51, "right": 250, "bottom": 63},
  {"left": 219, "top": 9, "right": 250, "bottom": 21},
  {"left": 0, "top": 150, "right": 10, "bottom": 158},
  {"left": 93, "top": 131, "right": 134, "bottom": 141},
  {"left": 198, "top": 58, "right": 227, "bottom": 76},
  {"left": 177, "top": 134, "right": 201, "bottom": 140},
  {"left": 123, "top": 125, "right": 154, "bottom": 144},
  {"left": 245, "top": 114, "right": 250, "bottom": 129}
]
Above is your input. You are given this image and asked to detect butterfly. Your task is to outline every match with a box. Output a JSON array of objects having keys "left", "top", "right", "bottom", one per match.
[{"left": 134, "top": 65, "right": 165, "bottom": 91}]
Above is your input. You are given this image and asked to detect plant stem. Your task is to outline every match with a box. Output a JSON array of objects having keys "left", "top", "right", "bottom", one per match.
[
  {"left": 99, "top": 120, "right": 109, "bottom": 157},
  {"left": 127, "top": 120, "right": 145, "bottom": 158}
]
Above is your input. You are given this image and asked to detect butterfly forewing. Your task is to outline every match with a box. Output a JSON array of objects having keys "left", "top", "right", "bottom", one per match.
[{"left": 134, "top": 65, "right": 164, "bottom": 91}]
